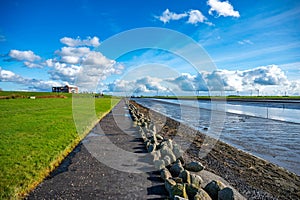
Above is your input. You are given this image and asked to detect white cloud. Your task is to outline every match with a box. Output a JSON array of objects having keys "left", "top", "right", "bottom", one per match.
[
  {"left": 0, "top": 67, "right": 19, "bottom": 81},
  {"left": 60, "top": 56, "right": 80, "bottom": 64},
  {"left": 238, "top": 39, "right": 253, "bottom": 45},
  {"left": 187, "top": 10, "right": 207, "bottom": 24},
  {"left": 157, "top": 9, "right": 213, "bottom": 25},
  {"left": 2, "top": 35, "right": 124, "bottom": 91},
  {"left": 106, "top": 76, "right": 168, "bottom": 94},
  {"left": 9, "top": 50, "right": 41, "bottom": 62},
  {"left": 158, "top": 9, "right": 188, "bottom": 24},
  {"left": 48, "top": 62, "right": 82, "bottom": 83},
  {"left": 104, "top": 65, "right": 300, "bottom": 95},
  {"left": 207, "top": 0, "right": 240, "bottom": 18},
  {"left": 0, "top": 67, "right": 60, "bottom": 91},
  {"left": 76, "top": 51, "right": 124, "bottom": 90},
  {"left": 60, "top": 36, "right": 100, "bottom": 47},
  {"left": 55, "top": 46, "right": 91, "bottom": 64},
  {"left": 24, "top": 61, "right": 44, "bottom": 68},
  {"left": 56, "top": 47, "right": 91, "bottom": 57}
]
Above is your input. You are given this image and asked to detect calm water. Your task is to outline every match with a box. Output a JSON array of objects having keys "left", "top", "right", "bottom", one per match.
[{"left": 134, "top": 98, "right": 300, "bottom": 175}]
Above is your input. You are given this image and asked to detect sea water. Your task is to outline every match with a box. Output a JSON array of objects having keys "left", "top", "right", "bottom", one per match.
[{"left": 134, "top": 98, "right": 300, "bottom": 175}]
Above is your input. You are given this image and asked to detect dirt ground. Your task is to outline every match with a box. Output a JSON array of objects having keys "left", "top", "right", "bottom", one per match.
[{"left": 131, "top": 100, "right": 300, "bottom": 200}]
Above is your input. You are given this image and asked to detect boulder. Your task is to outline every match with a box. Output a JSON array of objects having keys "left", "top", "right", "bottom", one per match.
[
  {"left": 156, "top": 134, "right": 164, "bottom": 141},
  {"left": 166, "top": 139, "right": 173, "bottom": 150},
  {"left": 186, "top": 184, "right": 200, "bottom": 199},
  {"left": 160, "top": 168, "right": 172, "bottom": 181},
  {"left": 185, "top": 161, "right": 204, "bottom": 172},
  {"left": 141, "top": 121, "right": 147, "bottom": 127},
  {"left": 165, "top": 178, "right": 177, "bottom": 195},
  {"left": 204, "top": 180, "right": 225, "bottom": 200},
  {"left": 149, "top": 135, "right": 157, "bottom": 144},
  {"left": 190, "top": 173, "right": 203, "bottom": 188},
  {"left": 218, "top": 187, "right": 234, "bottom": 200},
  {"left": 154, "top": 159, "right": 165, "bottom": 170},
  {"left": 151, "top": 150, "right": 161, "bottom": 161},
  {"left": 160, "top": 145, "right": 176, "bottom": 163},
  {"left": 163, "top": 155, "right": 172, "bottom": 166},
  {"left": 194, "top": 188, "right": 212, "bottom": 200},
  {"left": 147, "top": 143, "right": 156, "bottom": 153},
  {"left": 170, "top": 160, "right": 184, "bottom": 177},
  {"left": 170, "top": 183, "right": 188, "bottom": 199},
  {"left": 179, "top": 170, "right": 191, "bottom": 184},
  {"left": 173, "top": 177, "right": 183, "bottom": 183}
]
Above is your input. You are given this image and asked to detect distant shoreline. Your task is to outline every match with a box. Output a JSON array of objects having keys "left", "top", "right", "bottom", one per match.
[{"left": 140, "top": 96, "right": 300, "bottom": 103}]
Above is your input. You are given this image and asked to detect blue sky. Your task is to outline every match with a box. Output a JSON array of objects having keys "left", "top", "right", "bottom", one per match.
[{"left": 0, "top": 0, "right": 300, "bottom": 95}]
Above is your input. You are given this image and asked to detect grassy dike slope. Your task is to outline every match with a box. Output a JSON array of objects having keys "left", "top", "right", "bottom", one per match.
[{"left": 0, "top": 92, "right": 120, "bottom": 199}]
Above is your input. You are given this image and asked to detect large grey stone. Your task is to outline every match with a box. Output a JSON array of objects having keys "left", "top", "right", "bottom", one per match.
[
  {"left": 190, "top": 173, "right": 203, "bottom": 188},
  {"left": 163, "top": 155, "right": 172, "bottom": 166},
  {"left": 170, "top": 160, "right": 184, "bottom": 177},
  {"left": 185, "top": 161, "right": 204, "bottom": 172},
  {"left": 186, "top": 184, "right": 200, "bottom": 199},
  {"left": 204, "top": 180, "right": 225, "bottom": 200},
  {"left": 218, "top": 187, "right": 234, "bottom": 200},
  {"left": 161, "top": 168, "right": 172, "bottom": 181},
  {"left": 170, "top": 183, "right": 188, "bottom": 199},
  {"left": 154, "top": 159, "right": 165, "bottom": 170},
  {"left": 179, "top": 170, "right": 191, "bottom": 184},
  {"left": 194, "top": 188, "right": 212, "bottom": 200},
  {"left": 165, "top": 178, "right": 177, "bottom": 195}
]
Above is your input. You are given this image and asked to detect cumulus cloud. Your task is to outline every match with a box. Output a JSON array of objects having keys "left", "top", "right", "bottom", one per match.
[
  {"left": 23, "top": 61, "right": 44, "bottom": 68},
  {"left": 60, "top": 36, "right": 100, "bottom": 47},
  {"left": 48, "top": 62, "right": 82, "bottom": 83},
  {"left": 0, "top": 67, "right": 19, "bottom": 81},
  {"left": 55, "top": 46, "right": 90, "bottom": 64},
  {"left": 207, "top": 0, "right": 240, "bottom": 18},
  {"left": 0, "top": 67, "right": 60, "bottom": 91},
  {"left": 157, "top": 9, "right": 212, "bottom": 25},
  {"left": 48, "top": 42, "right": 123, "bottom": 90},
  {"left": 106, "top": 76, "right": 168, "bottom": 94},
  {"left": 77, "top": 52, "right": 124, "bottom": 90},
  {"left": 242, "top": 65, "right": 289, "bottom": 86},
  {"left": 187, "top": 10, "right": 207, "bottom": 24},
  {"left": 9, "top": 50, "right": 41, "bottom": 62},
  {"left": 2, "top": 35, "right": 124, "bottom": 91},
  {"left": 158, "top": 9, "right": 188, "bottom": 24},
  {"left": 105, "top": 65, "right": 299, "bottom": 95}
]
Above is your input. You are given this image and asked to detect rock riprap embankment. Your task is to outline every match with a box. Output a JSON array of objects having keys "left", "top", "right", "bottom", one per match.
[{"left": 128, "top": 102, "right": 235, "bottom": 200}]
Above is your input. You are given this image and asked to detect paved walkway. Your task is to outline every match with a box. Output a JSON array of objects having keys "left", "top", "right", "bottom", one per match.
[{"left": 28, "top": 100, "right": 167, "bottom": 199}]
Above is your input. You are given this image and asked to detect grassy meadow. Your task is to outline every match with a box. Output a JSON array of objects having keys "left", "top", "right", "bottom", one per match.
[{"left": 0, "top": 92, "right": 120, "bottom": 199}]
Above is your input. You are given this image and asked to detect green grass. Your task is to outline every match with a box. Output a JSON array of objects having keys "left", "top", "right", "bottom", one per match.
[{"left": 0, "top": 92, "right": 120, "bottom": 199}]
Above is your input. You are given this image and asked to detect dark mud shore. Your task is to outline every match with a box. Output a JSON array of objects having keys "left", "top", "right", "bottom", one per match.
[{"left": 130, "top": 101, "right": 300, "bottom": 200}]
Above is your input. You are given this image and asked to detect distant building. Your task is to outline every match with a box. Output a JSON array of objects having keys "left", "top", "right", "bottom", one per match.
[{"left": 52, "top": 85, "right": 78, "bottom": 93}]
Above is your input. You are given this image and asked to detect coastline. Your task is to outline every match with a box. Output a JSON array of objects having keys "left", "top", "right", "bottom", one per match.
[{"left": 131, "top": 100, "right": 300, "bottom": 199}]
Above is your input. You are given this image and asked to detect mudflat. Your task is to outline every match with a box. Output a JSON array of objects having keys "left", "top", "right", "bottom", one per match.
[{"left": 131, "top": 100, "right": 300, "bottom": 200}]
